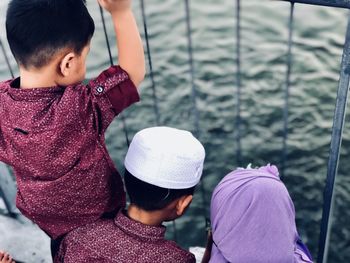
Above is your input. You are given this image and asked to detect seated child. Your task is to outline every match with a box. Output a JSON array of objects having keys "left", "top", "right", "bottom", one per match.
[
  {"left": 0, "top": 0, "right": 144, "bottom": 253},
  {"left": 56, "top": 126, "right": 206, "bottom": 263},
  {"left": 203, "top": 164, "right": 313, "bottom": 263},
  {"left": 0, "top": 251, "right": 15, "bottom": 263}
]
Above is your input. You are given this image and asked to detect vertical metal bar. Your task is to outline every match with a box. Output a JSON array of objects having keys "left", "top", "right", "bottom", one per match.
[
  {"left": 184, "top": 0, "right": 208, "bottom": 225},
  {"left": 99, "top": 6, "right": 130, "bottom": 146},
  {"left": 139, "top": 0, "right": 175, "bottom": 240},
  {"left": 0, "top": 162, "right": 18, "bottom": 217},
  {"left": 235, "top": 0, "right": 242, "bottom": 167},
  {"left": 0, "top": 38, "right": 18, "bottom": 218},
  {"left": 184, "top": 0, "right": 200, "bottom": 138},
  {"left": 99, "top": 6, "right": 114, "bottom": 67},
  {"left": 317, "top": 11, "right": 350, "bottom": 263},
  {"left": 281, "top": 2, "right": 295, "bottom": 177},
  {"left": 0, "top": 39, "right": 14, "bottom": 78},
  {"left": 140, "top": 0, "right": 160, "bottom": 125}
]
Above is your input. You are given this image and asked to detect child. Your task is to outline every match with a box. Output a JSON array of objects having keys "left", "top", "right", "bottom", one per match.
[
  {"left": 204, "top": 164, "right": 313, "bottom": 263},
  {"left": 0, "top": 0, "right": 144, "bottom": 255},
  {"left": 56, "top": 126, "right": 206, "bottom": 263}
]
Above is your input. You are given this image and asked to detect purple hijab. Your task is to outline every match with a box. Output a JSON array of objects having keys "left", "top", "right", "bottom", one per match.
[{"left": 210, "top": 164, "right": 313, "bottom": 263}]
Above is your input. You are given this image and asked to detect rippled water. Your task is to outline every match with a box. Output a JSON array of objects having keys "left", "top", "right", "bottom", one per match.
[{"left": 1, "top": 1, "right": 350, "bottom": 262}]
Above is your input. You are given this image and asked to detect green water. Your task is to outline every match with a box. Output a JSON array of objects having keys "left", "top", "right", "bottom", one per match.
[{"left": 1, "top": 1, "right": 350, "bottom": 262}]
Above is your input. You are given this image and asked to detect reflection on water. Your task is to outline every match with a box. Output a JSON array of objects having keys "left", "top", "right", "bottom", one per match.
[{"left": 0, "top": 1, "right": 350, "bottom": 262}]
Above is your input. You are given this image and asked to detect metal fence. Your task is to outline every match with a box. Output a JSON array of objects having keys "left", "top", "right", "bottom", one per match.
[{"left": 1, "top": 1, "right": 350, "bottom": 262}]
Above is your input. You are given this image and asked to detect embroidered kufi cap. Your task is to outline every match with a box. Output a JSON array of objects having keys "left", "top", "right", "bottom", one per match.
[{"left": 124, "top": 127, "right": 205, "bottom": 189}]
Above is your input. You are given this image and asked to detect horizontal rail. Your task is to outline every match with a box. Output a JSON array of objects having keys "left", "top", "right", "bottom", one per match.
[{"left": 279, "top": 0, "right": 350, "bottom": 9}]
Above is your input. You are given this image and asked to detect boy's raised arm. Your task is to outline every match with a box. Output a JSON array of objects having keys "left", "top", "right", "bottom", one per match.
[{"left": 98, "top": 0, "right": 145, "bottom": 87}]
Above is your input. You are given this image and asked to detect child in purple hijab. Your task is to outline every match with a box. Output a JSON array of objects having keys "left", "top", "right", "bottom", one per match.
[{"left": 206, "top": 164, "right": 313, "bottom": 263}]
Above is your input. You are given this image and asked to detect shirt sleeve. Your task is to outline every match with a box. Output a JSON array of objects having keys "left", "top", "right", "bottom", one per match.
[{"left": 76, "top": 66, "right": 140, "bottom": 135}]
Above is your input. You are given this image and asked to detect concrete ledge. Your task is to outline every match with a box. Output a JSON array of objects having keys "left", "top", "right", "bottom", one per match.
[
  {"left": 189, "top": 247, "right": 205, "bottom": 263},
  {"left": 0, "top": 199, "right": 51, "bottom": 263}
]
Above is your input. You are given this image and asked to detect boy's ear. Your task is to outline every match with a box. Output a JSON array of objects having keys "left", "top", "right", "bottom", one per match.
[
  {"left": 176, "top": 195, "right": 193, "bottom": 217},
  {"left": 59, "top": 52, "right": 76, "bottom": 77}
]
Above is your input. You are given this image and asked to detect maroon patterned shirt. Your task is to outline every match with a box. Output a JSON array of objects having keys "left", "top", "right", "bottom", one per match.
[
  {"left": 56, "top": 210, "right": 196, "bottom": 263},
  {"left": 0, "top": 66, "right": 139, "bottom": 239}
]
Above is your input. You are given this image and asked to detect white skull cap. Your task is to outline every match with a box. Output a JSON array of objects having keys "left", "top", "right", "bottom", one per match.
[{"left": 124, "top": 127, "right": 205, "bottom": 189}]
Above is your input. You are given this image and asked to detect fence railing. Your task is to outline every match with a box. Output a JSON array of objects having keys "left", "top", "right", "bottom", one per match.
[
  {"left": 279, "top": 1, "right": 350, "bottom": 263},
  {"left": 1, "top": 1, "right": 350, "bottom": 263}
]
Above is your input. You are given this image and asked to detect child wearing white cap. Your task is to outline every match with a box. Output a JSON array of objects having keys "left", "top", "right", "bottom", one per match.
[{"left": 56, "top": 127, "right": 205, "bottom": 263}]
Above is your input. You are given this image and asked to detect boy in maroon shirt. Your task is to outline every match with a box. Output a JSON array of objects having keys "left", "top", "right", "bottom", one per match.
[
  {"left": 57, "top": 127, "right": 205, "bottom": 263},
  {"left": 0, "top": 0, "right": 144, "bottom": 253}
]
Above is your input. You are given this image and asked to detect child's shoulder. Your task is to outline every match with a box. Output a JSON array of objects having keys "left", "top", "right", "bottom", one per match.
[{"left": 86, "top": 66, "right": 130, "bottom": 88}]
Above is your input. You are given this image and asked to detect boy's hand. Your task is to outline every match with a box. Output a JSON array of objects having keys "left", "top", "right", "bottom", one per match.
[{"left": 97, "top": 0, "right": 131, "bottom": 14}]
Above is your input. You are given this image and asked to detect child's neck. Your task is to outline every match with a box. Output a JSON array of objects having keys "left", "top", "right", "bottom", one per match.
[
  {"left": 127, "top": 204, "right": 165, "bottom": 227},
  {"left": 19, "top": 66, "right": 58, "bottom": 89}
]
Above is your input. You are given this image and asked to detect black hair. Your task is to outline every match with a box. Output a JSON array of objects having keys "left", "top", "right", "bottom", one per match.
[
  {"left": 6, "top": 0, "right": 95, "bottom": 69},
  {"left": 124, "top": 169, "right": 196, "bottom": 211}
]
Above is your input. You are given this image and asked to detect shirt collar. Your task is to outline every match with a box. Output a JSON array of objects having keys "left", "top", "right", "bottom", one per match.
[
  {"left": 7, "top": 77, "right": 64, "bottom": 100},
  {"left": 114, "top": 210, "right": 166, "bottom": 242}
]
